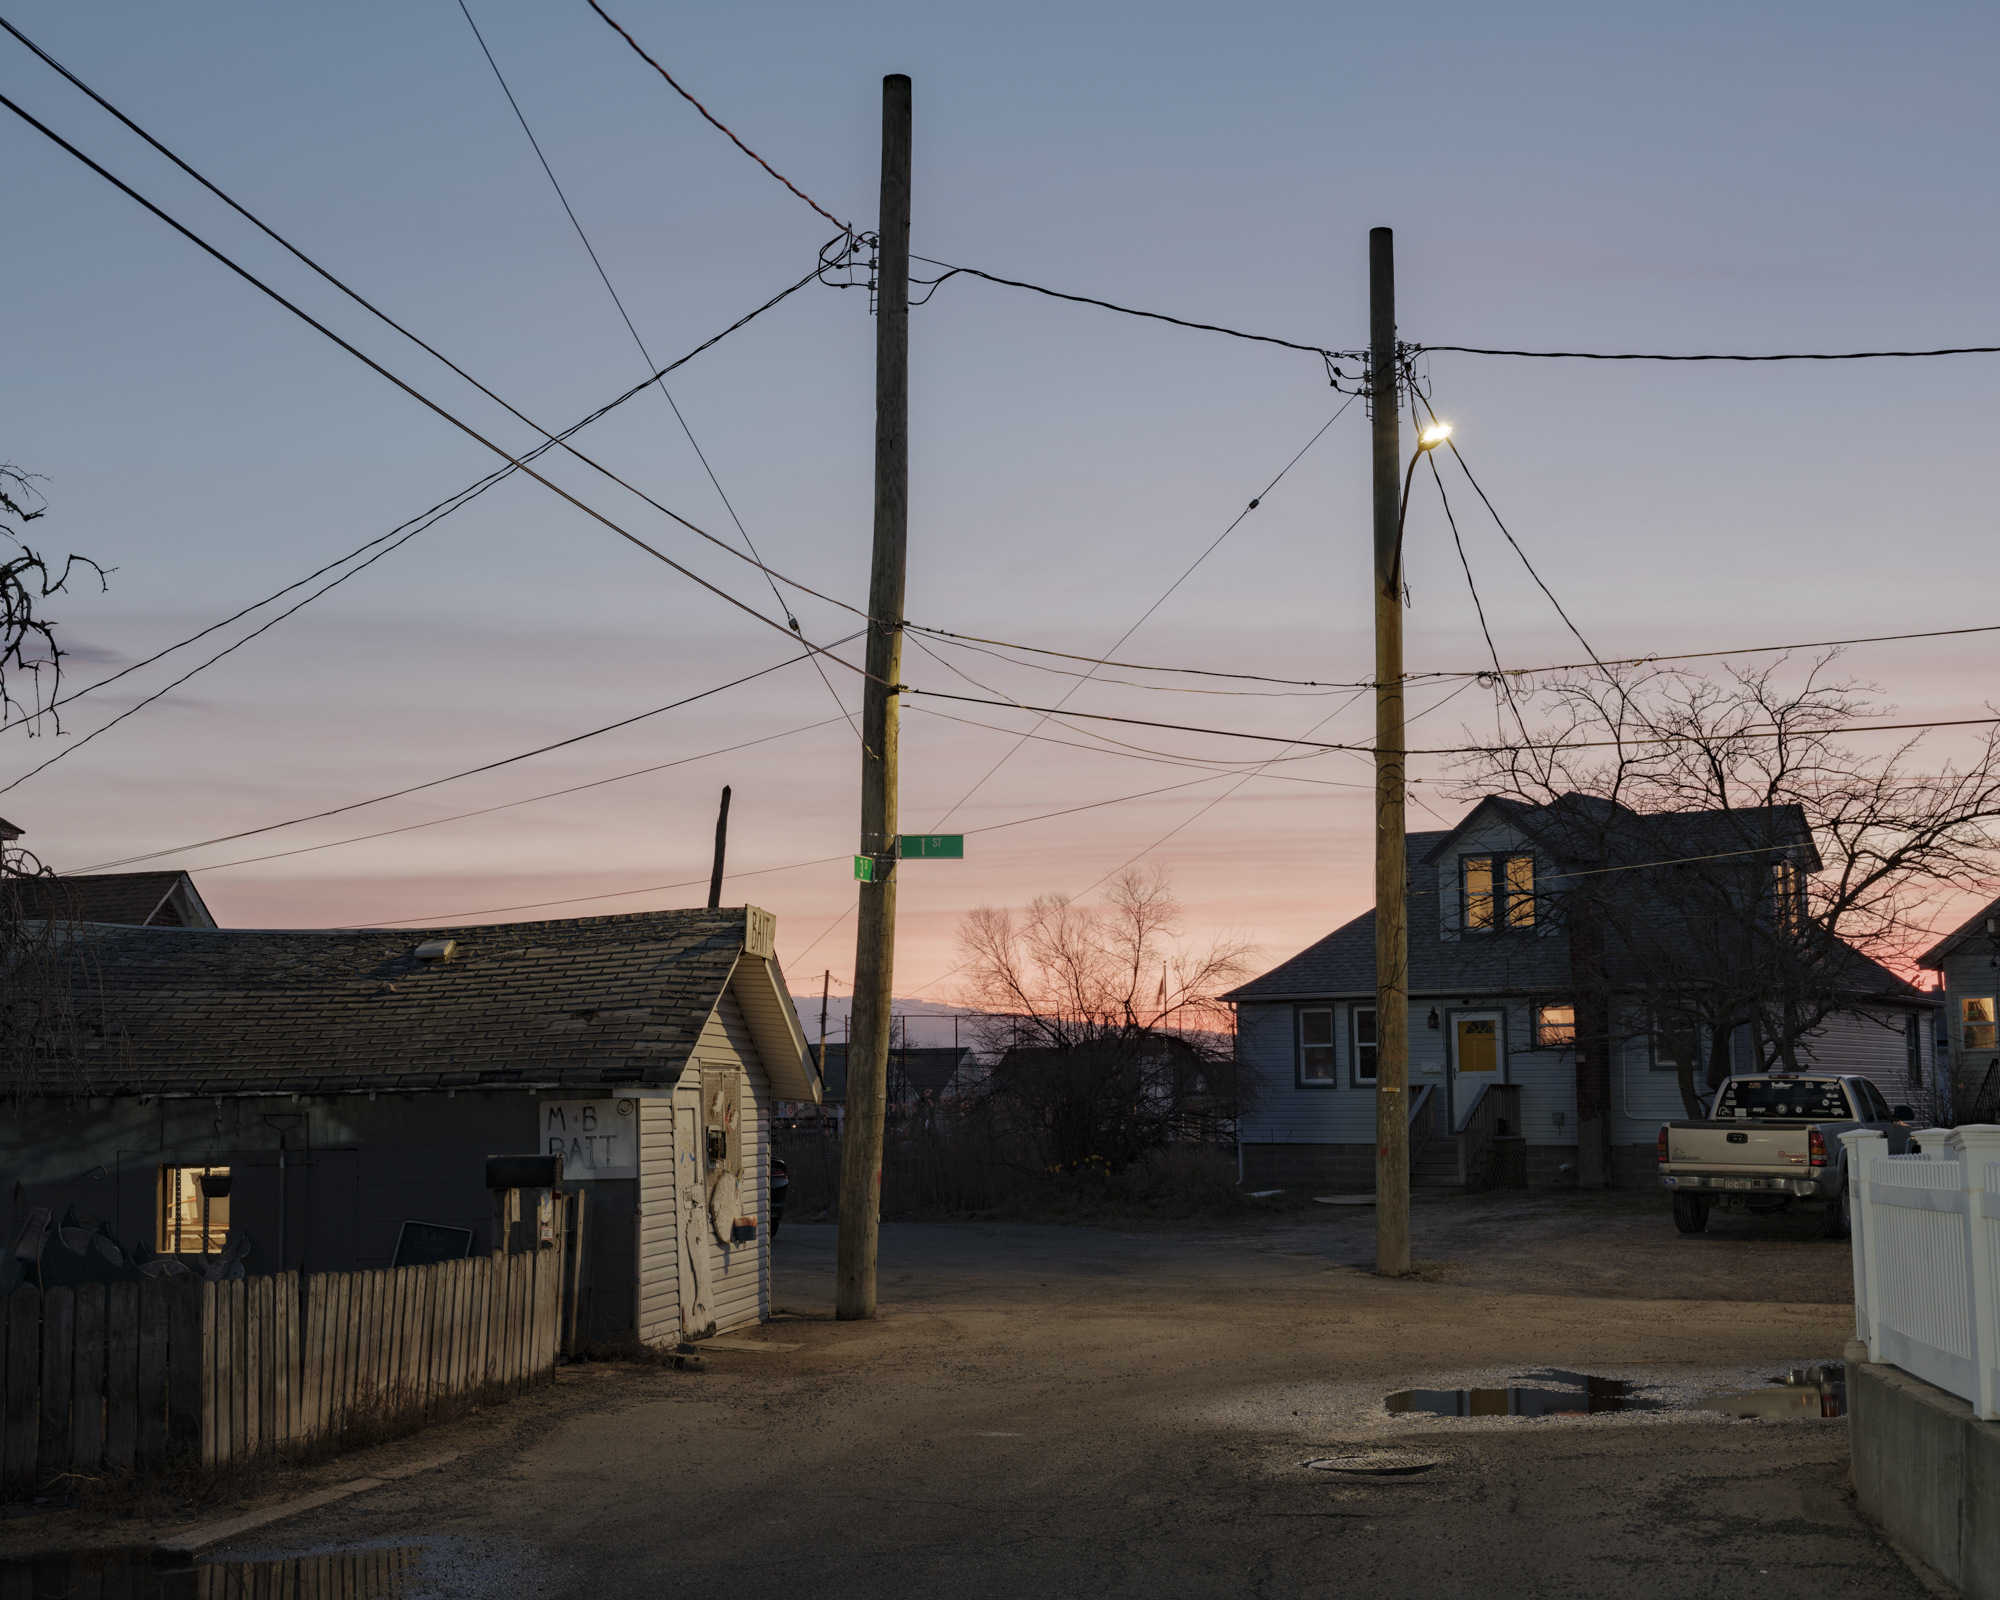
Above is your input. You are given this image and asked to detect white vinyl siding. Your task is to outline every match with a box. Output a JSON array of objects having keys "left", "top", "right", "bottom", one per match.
[{"left": 635, "top": 1098, "right": 679, "bottom": 1344}]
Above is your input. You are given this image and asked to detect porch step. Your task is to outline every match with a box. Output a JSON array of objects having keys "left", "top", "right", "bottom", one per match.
[{"left": 1410, "top": 1136, "right": 1462, "bottom": 1187}]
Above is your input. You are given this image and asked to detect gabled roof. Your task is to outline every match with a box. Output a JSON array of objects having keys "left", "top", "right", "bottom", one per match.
[
  {"left": 9, "top": 871, "right": 217, "bottom": 929},
  {"left": 46, "top": 905, "right": 816, "bottom": 1100},
  {"left": 1225, "top": 801, "right": 1926, "bottom": 1007},
  {"left": 810, "top": 1044, "right": 972, "bottom": 1102},
  {"left": 1917, "top": 896, "right": 2000, "bottom": 970}
]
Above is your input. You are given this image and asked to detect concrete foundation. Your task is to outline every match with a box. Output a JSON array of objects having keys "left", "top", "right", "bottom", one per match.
[
  {"left": 1850, "top": 1357, "right": 2000, "bottom": 1597},
  {"left": 1242, "top": 1141, "right": 1658, "bottom": 1192}
]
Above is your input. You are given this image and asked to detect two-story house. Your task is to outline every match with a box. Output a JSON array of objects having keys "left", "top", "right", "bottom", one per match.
[{"left": 1227, "top": 794, "right": 1942, "bottom": 1191}]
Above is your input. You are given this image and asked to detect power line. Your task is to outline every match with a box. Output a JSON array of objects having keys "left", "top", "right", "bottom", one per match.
[
  {"left": 357, "top": 766, "right": 1251, "bottom": 930},
  {"left": 64, "top": 639, "right": 860, "bottom": 874},
  {"left": 454, "top": 0, "right": 864, "bottom": 748},
  {"left": 0, "top": 91, "right": 877, "bottom": 715},
  {"left": 1416, "top": 342, "right": 2000, "bottom": 362},
  {"left": 582, "top": 0, "right": 855, "bottom": 238},
  {"left": 1, "top": 262, "right": 823, "bottom": 750},
  {"left": 904, "top": 687, "right": 2000, "bottom": 758},
  {"left": 0, "top": 25, "right": 867, "bottom": 624},
  {"left": 915, "top": 618, "right": 2000, "bottom": 693},
  {"left": 909, "top": 255, "right": 1360, "bottom": 375},
  {"left": 168, "top": 717, "right": 851, "bottom": 875},
  {"left": 921, "top": 399, "right": 1357, "bottom": 831}
]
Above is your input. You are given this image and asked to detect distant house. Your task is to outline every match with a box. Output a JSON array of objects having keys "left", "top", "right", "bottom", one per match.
[
  {"left": 1918, "top": 901, "right": 2000, "bottom": 1122},
  {"left": 11, "top": 870, "right": 216, "bottom": 929},
  {"left": 0, "top": 815, "right": 216, "bottom": 927},
  {"left": 1227, "top": 795, "right": 1940, "bottom": 1191},
  {"left": 807, "top": 1043, "right": 974, "bottom": 1108},
  {"left": 0, "top": 905, "right": 818, "bottom": 1342}
]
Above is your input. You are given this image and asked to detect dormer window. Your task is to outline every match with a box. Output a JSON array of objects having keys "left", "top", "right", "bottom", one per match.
[{"left": 1463, "top": 854, "right": 1534, "bottom": 931}]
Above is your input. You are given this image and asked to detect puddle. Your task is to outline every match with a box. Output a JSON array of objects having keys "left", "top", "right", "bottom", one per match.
[
  {"left": 0, "top": 1545, "right": 421, "bottom": 1598},
  {"left": 1698, "top": 1363, "right": 1846, "bottom": 1420},
  {"left": 1385, "top": 1369, "right": 1664, "bottom": 1418}
]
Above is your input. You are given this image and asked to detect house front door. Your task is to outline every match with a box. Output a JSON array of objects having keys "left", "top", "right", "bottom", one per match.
[{"left": 1448, "top": 1012, "right": 1505, "bottom": 1124}]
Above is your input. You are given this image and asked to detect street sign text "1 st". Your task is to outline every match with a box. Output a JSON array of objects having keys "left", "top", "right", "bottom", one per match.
[{"left": 898, "top": 834, "right": 964, "bottom": 859}]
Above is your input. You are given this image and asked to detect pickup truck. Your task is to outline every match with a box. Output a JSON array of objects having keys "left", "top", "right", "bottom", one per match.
[{"left": 1656, "top": 1072, "right": 1916, "bottom": 1238}]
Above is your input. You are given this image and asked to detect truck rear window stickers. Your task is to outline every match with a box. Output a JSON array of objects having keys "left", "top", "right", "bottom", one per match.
[{"left": 1714, "top": 1079, "right": 1849, "bottom": 1120}]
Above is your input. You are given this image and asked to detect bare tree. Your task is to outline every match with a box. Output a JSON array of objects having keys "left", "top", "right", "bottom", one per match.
[
  {"left": 953, "top": 866, "right": 1257, "bottom": 1171},
  {"left": 0, "top": 464, "right": 114, "bottom": 1101},
  {"left": 1457, "top": 658, "right": 2000, "bottom": 1123}
]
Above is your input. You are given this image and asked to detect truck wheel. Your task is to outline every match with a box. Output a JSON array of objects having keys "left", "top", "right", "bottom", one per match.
[
  {"left": 1672, "top": 1192, "right": 1711, "bottom": 1234},
  {"left": 1821, "top": 1180, "right": 1851, "bottom": 1240}
]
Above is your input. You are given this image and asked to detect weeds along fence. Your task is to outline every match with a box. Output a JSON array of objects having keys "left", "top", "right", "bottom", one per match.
[{"left": 0, "top": 1250, "right": 563, "bottom": 1494}]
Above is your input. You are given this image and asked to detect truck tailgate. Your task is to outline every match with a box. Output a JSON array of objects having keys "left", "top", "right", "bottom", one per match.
[{"left": 1663, "top": 1123, "right": 1812, "bottom": 1169}]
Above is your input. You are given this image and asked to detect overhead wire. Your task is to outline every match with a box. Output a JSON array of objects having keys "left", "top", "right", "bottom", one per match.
[
  {"left": 907, "top": 255, "right": 1360, "bottom": 378},
  {"left": 0, "top": 91, "right": 881, "bottom": 775},
  {"left": 454, "top": 0, "right": 862, "bottom": 746},
  {"left": 902, "top": 688, "right": 2000, "bottom": 758},
  {"left": 1415, "top": 342, "right": 2000, "bottom": 362},
  {"left": 0, "top": 17, "right": 863, "bottom": 629},
  {"left": 167, "top": 717, "right": 852, "bottom": 875},
  {"left": 920, "top": 397, "right": 1357, "bottom": 832},
  {"left": 582, "top": 0, "right": 855, "bottom": 239},
  {"left": 64, "top": 637, "right": 863, "bottom": 874}
]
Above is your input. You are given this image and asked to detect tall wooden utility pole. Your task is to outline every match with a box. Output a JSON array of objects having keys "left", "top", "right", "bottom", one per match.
[
  {"left": 1370, "top": 226, "right": 1411, "bottom": 1277},
  {"left": 706, "top": 785, "right": 732, "bottom": 909},
  {"left": 837, "top": 73, "right": 911, "bottom": 1320}
]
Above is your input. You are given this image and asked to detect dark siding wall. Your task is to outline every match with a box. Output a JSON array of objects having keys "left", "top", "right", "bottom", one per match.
[{"left": 4, "top": 1091, "right": 593, "bottom": 1276}]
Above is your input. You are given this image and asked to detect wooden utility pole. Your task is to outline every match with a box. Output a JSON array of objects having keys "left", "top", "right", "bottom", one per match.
[
  {"left": 1370, "top": 226, "right": 1411, "bottom": 1277},
  {"left": 706, "top": 785, "right": 731, "bottom": 909},
  {"left": 836, "top": 72, "right": 911, "bottom": 1320}
]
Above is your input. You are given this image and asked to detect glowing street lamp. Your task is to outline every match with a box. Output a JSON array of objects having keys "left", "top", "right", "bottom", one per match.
[{"left": 1419, "top": 422, "right": 1452, "bottom": 449}]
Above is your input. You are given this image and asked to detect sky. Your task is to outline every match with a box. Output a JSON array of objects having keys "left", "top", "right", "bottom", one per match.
[{"left": 4, "top": 0, "right": 1998, "bottom": 1042}]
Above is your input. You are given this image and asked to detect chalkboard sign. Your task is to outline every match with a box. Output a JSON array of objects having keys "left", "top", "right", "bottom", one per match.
[{"left": 392, "top": 1220, "right": 474, "bottom": 1268}]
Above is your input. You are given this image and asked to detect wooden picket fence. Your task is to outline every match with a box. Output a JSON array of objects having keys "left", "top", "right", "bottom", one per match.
[
  {"left": 0, "top": 1250, "right": 563, "bottom": 1494},
  {"left": 1, "top": 1276, "right": 202, "bottom": 1496},
  {"left": 203, "top": 1251, "right": 563, "bottom": 1463}
]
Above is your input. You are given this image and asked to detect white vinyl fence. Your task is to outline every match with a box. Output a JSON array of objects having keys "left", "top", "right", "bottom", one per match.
[{"left": 1842, "top": 1125, "right": 2000, "bottom": 1420}]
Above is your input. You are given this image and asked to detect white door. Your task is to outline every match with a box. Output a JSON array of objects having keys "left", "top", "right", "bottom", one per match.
[
  {"left": 1448, "top": 1011, "right": 1505, "bottom": 1124},
  {"left": 673, "top": 1080, "right": 714, "bottom": 1339}
]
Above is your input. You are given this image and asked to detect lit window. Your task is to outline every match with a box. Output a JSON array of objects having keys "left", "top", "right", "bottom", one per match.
[
  {"left": 1963, "top": 998, "right": 1996, "bottom": 1051},
  {"left": 158, "top": 1165, "right": 230, "bottom": 1255},
  {"left": 1299, "top": 1007, "right": 1335, "bottom": 1082},
  {"left": 1463, "top": 855, "right": 1535, "bottom": 931},
  {"left": 1535, "top": 1004, "right": 1575, "bottom": 1048},
  {"left": 1353, "top": 1007, "right": 1378, "bottom": 1084},
  {"left": 1771, "top": 859, "right": 1803, "bottom": 936}
]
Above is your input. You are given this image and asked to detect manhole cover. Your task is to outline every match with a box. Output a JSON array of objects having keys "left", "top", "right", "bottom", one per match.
[{"left": 1300, "top": 1452, "right": 1439, "bottom": 1475}]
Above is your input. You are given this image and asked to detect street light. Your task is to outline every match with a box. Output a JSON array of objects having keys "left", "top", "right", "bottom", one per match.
[{"left": 1393, "top": 421, "right": 1457, "bottom": 584}]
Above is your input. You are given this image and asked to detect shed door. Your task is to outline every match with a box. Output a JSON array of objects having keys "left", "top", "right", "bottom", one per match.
[{"left": 673, "top": 1080, "right": 714, "bottom": 1339}]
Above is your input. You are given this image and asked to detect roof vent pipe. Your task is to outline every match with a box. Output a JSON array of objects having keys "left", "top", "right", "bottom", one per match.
[{"left": 414, "top": 939, "right": 459, "bottom": 963}]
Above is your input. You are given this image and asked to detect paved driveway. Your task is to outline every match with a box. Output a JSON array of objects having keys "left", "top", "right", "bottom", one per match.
[{"left": 211, "top": 1196, "right": 1931, "bottom": 1599}]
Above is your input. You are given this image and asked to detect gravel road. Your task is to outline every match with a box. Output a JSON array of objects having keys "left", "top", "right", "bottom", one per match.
[{"left": 154, "top": 1193, "right": 1941, "bottom": 1598}]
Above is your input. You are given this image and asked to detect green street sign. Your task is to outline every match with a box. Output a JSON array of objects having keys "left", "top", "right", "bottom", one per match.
[
  {"left": 853, "top": 855, "right": 875, "bottom": 882},
  {"left": 898, "top": 834, "right": 964, "bottom": 859}
]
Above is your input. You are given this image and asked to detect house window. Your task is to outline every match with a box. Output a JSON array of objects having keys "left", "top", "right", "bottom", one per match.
[
  {"left": 158, "top": 1165, "right": 230, "bottom": 1255},
  {"left": 1298, "top": 1007, "right": 1335, "bottom": 1084},
  {"left": 1352, "top": 1007, "right": 1378, "bottom": 1085},
  {"left": 1463, "top": 854, "right": 1535, "bottom": 931},
  {"left": 1651, "top": 1023, "right": 1695, "bottom": 1075},
  {"left": 1535, "top": 1004, "right": 1575, "bottom": 1048},
  {"left": 1905, "top": 1015, "right": 1922, "bottom": 1088},
  {"left": 1770, "top": 858, "right": 1803, "bottom": 936},
  {"left": 1963, "top": 997, "right": 1996, "bottom": 1052}
]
